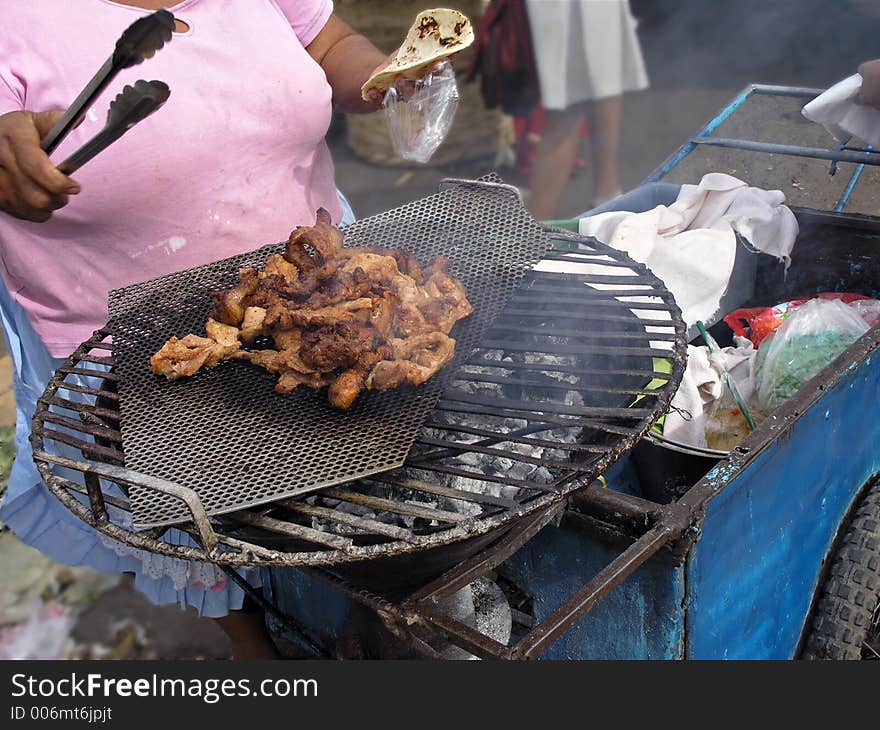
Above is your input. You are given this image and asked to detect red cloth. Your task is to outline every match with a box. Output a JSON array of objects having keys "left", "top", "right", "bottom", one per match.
[{"left": 465, "top": 0, "right": 540, "bottom": 116}]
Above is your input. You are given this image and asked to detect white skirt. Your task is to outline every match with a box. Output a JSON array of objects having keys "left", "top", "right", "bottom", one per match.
[{"left": 525, "top": 0, "right": 649, "bottom": 108}]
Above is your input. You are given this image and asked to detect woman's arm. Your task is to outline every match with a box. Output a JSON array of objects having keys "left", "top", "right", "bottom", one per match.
[{"left": 307, "top": 15, "right": 389, "bottom": 114}]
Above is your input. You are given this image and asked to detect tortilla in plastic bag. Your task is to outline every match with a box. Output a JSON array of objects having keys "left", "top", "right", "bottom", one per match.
[{"left": 361, "top": 8, "right": 474, "bottom": 100}]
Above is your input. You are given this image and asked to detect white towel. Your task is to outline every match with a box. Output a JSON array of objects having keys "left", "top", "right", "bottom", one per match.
[
  {"left": 577, "top": 173, "right": 799, "bottom": 329},
  {"left": 802, "top": 73, "right": 880, "bottom": 147}
]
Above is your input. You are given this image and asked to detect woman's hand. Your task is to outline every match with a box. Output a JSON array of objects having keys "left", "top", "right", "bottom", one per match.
[
  {"left": 0, "top": 109, "right": 80, "bottom": 223},
  {"left": 363, "top": 56, "right": 394, "bottom": 105},
  {"left": 308, "top": 15, "right": 458, "bottom": 113},
  {"left": 858, "top": 60, "right": 880, "bottom": 111},
  {"left": 363, "top": 58, "right": 449, "bottom": 105}
]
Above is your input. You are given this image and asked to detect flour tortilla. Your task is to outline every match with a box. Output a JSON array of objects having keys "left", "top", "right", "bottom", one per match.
[{"left": 361, "top": 8, "right": 474, "bottom": 100}]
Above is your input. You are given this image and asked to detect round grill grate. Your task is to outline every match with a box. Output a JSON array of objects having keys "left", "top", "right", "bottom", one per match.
[{"left": 31, "top": 178, "right": 687, "bottom": 568}]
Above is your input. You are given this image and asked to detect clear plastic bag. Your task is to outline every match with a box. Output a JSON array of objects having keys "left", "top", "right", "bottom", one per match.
[
  {"left": 850, "top": 298, "right": 880, "bottom": 327},
  {"left": 756, "top": 298, "right": 870, "bottom": 410},
  {"left": 382, "top": 60, "right": 459, "bottom": 164},
  {"left": 704, "top": 387, "right": 766, "bottom": 452}
]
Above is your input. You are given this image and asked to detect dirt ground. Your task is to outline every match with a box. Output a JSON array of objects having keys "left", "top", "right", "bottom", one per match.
[{"left": 1, "top": 1, "right": 879, "bottom": 659}]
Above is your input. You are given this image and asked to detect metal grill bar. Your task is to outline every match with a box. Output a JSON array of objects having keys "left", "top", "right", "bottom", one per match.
[
  {"left": 490, "top": 311, "right": 680, "bottom": 327},
  {"left": 33, "top": 427, "right": 124, "bottom": 464},
  {"left": 56, "top": 365, "right": 118, "bottom": 381},
  {"left": 411, "top": 423, "right": 556, "bottom": 463},
  {"left": 474, "top": 340, "right": 669, "bottom": 357},
  {"left": 542, "top": 254, "right": 642, "bottom": 268},
  {"left": 462, "top": 356, "right": 668, "bottom": 379},
  {"left": 413, "top": 436, "right": 584, "bottom": 471},
  {"left": 230, "top": 512, "right": 354, "bottom": 550},
  {"left": 278, "top": 501, "right": 419, "bottom": 544},
  {"left": 363, "top": 475, "right": 520, "bottom": 509},
  {"left": 420, "top": 423, "right": 630, "bottom": 454},
  {"left": 43, "top": 395, "right": 120, "bottom": 421},
  {"left": 323, "top": 489, "right": 470, "bottom": 524},
  {"left": 77, "top": 354, "right": 115, "bottom": 366},
  {"left": 55, "top": 382, "right": 119, "bottom": 401},
  {"left": 486, "top": 323, "right": 680, "bottom": 341},
  {"left": 513, "top": 276, "right": 651, "bottom": 289},
  {"left": 513, "top": 293, "right": 657, "bottom": 307},
  {"left": 434, "top": 401, "right": 642, "bottom": 436},
  {"left": 496, "top": 298, "right": 676, "bottom": 312},
  {"left": 438, "top": 391, "right": 651, "bottom": 419},
  {"left": 39, "top": 412, "right": 122, "bottom": 442},
  {"left": 452, "top": 371, "right": 662, "bottom": 397},
  {"left": 398, "top": 463, "right": 560, "bottom": 492}
]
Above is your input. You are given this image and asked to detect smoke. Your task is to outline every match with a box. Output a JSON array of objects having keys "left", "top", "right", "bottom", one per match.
[{"left": 632, "top": 0, "right": 880, "bottom": 90}]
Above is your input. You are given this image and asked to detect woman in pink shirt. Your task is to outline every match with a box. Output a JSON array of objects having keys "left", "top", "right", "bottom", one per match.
[{"left": 0, "top": 0, "right": 414, "bottom": 657}]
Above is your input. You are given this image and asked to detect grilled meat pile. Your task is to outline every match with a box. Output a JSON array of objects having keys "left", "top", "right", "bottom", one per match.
[{"left": 150, "top": 209, "right": 473, "bottom": 409}]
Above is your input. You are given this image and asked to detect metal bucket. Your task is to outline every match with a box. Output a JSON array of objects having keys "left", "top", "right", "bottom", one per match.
[{"left": 630, "top": 433, "right": 727, "bottom": 503}]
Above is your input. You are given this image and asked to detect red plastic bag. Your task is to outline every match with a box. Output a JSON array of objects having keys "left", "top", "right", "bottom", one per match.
[
  {"left": 725, "top": 292, "right": 871, "bottom": 346},
  {"left": 851, "top": 299, "right": 880, "bottom": 327}
]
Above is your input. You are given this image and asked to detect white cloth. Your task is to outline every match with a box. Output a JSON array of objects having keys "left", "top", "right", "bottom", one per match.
[
  {"left": 577, "top": 173, "right": 799, "bottom": 328},
  {"left": 665, "top": 338, "right": 757, "bottom": 448},
  {"left": 802, "top": 73, "right": 880, "bottom": 147},
  {"left": 525, "top": 0, "right": 648, "bottom": 107}
]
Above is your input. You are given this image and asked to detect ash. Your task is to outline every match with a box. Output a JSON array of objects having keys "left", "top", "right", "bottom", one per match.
[{"left": 309, "top": 350, "right": 591, "bottom": 533}]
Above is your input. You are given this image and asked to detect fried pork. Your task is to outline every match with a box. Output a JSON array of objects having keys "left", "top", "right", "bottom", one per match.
[{"left": 150, "top": 208, "right": 473, "bottom": 409}]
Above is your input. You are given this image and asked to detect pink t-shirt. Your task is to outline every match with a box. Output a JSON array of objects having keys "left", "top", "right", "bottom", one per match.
[{"left": 0, "top": 0, "right": 341, "bottom": 357}]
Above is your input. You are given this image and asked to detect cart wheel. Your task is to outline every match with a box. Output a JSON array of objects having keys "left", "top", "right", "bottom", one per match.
[{"left": 801, "top": 478, "right": 880, "bottom": 660}]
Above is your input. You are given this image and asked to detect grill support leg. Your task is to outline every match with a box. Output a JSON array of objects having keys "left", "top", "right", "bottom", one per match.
[{"left": 219, "top": 566, "right": 332, "bottom": 659}]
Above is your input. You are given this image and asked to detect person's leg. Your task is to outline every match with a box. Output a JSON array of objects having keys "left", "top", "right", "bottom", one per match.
[
  {"left": 585, "top": 95, "right": 623, "bottom": 203},
  {"left": 527, "top": 103, "right": 588, "bottom": 220},
  {"left": 214, "top": 611, "right": 278, "bottom": 660}
]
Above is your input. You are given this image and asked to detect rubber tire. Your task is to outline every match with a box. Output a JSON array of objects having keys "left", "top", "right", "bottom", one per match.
[{"left": 801, "top": 478, "right": 880, "bottom": 660}]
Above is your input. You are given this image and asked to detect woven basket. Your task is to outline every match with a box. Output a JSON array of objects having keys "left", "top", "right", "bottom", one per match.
[{"left": 337, "top": 0, "right": 502, "bottom": 168}]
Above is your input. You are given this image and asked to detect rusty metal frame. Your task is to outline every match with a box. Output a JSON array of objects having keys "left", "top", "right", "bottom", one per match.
[
  {"left": 262, "top": 484, "right": 695, "bottom": 660},
  {"left": 277, "top": 324, "right": 878, "bottom": 659}
]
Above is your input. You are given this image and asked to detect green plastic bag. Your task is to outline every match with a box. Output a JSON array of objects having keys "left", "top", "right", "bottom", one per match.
[{"left": 756, "top": 298, "right": 869, "bottom": 410}]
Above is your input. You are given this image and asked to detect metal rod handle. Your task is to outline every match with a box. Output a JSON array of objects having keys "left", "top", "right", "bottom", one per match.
[
  {"left": 438, "top": 177, "right": 524, "bottom": 201},
  {"left": 510, "top": 522, "right": 675, "bottom": 659},
  {"left": 32, "top": 450, "right": 220, "bottom": 554}
]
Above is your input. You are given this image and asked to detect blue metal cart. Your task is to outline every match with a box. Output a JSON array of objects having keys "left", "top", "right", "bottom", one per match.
[{"left": 262, "top": 85, "right": 880, "bottom": 659}]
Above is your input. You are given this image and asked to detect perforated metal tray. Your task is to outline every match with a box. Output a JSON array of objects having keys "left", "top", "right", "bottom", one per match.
[{"left": 109, "top": 179, "right": 552, "bottom": 528}]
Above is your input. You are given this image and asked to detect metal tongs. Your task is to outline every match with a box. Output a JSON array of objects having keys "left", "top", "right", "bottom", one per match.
[
  {"left": 41, "top": 9, "right": 174, "bottom": 172},
  {"left": 57, "top": 80, "right": 171, "bottom": 174}
]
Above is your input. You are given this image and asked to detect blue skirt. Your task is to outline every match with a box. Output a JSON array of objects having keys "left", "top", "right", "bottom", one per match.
[{"left": 0, "top": 193, "right": 355, "bottom": 618}]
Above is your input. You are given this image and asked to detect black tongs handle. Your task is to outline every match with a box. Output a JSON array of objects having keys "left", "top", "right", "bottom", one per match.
[
  {"left": 57, "top": 80, "right": 171, "bottom": 175},
  {"left": 41, "top": 9, "right": 174, "bottom": 155}
]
